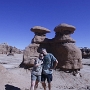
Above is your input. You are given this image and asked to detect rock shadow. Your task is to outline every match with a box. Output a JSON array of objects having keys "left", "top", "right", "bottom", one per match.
[{"left": 5, "top": 84, "right": 20, "bottom": 90}]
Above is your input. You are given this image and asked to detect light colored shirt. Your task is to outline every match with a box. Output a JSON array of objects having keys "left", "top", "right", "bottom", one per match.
[{"left": 31, "top": 58, "right": 43, "bottom": 75}]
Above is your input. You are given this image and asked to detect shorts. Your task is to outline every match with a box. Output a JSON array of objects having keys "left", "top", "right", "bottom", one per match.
[
  {"left": 31, "top": 74, "right": 41, "bottom": 82},
  {"left": 41, "top": 74, "right": 52, "bottom": 83}
]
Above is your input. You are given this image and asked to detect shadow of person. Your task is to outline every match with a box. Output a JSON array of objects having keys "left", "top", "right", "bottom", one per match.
[{"left": 5, "top": 84, "right": 20, "bottom": 90}]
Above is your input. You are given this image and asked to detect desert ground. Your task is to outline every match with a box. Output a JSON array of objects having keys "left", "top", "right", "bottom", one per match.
[{"left": 0, "top": 54, "right": 90, "bottom": 90}]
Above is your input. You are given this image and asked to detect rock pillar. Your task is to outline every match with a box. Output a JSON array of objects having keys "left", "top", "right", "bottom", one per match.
[
  {"left": 22, "top": 26, "right": 50, "bottom": 68},
  {"left": 52, "top": 23, "right": 83, "bottom": 70}
]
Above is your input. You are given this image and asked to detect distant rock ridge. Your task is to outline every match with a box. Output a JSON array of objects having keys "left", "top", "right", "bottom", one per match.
[
  {"left": 0, "top": 43, "right": 23, "bottom": 54},
  {"left": 80, "top": 47, "right": 90, "bottom": 58}
]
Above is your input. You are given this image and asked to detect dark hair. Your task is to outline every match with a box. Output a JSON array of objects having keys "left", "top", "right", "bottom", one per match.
[
  {"left": 39, "top": 53, "right": 43, "bottom": 57},
  {"left": 41, "top": 48, "right": 46, "bottom": 50},
  {"left": 40, "top": 48, "right": 46, "bottom": 53}
]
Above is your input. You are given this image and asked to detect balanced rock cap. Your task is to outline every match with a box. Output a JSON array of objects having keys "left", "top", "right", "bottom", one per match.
[
  {"left": 31, "top": 26, "right": 50, "bottom": 33},
  {"left": 54, "top": 23, "right": 76, "bottom": 33}
]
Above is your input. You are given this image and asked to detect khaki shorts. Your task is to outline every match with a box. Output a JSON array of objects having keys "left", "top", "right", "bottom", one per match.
[{"left": 31, "top": 74, "right": 41, "bottom": 82}]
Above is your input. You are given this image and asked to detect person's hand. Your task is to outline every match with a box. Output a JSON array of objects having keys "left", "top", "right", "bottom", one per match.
[{"left": 41, "top": 61, "right": 43, "bottom": 64}]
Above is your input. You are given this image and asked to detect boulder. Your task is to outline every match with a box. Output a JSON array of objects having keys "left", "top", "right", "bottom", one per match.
[
  {"left": 31, "top": 26, "right": 50, "bottom": 33},
  {"left": 54, "top": 23, "right": 76, "bottom": 34},
  {"left": 31, "top": 26, "right": 50, "bottom": 43},
  {"left": 0, "top": 43, "right": 22, "bottom": 54},
  {"left": 53, "top": 43, "right": 82, "bottom": 69}
]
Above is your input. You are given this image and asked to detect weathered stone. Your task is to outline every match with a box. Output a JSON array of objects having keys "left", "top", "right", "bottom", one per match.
[
  {"left": 53, "top": 23, "right": 82, "bottom": 69},
  {"left": 31, "top": 26, "right": 50, "bottom": 33},
  {"left": 0, "top": 43, "right": 22, "bottom": 54},
  {"left": 80, "top": 47, "right": 90, "bottom": 58},
  {"left": 52, "top": 43, "right": 82, "bottom": 69},
  {"left": 22, "top": 23, "right": 82, "bottom": 71},
  {"left": 31, "top": 35, "right": 46, "bottom": 43},
  {"left": 21, "top": 44, "right": 40, "bottom": 68},
  {"left": 53, "top": 34, "right": 75, "bottom": 43},
  {"left": 54, "top": 23, "right": 76, "bottom": 34},
  {"left": 31, "top": 26, "right": 50, "bottom": 43}
]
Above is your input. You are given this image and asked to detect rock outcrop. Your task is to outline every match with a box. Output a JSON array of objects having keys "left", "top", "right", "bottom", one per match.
[
  {"left": 31, "top": 26, "right": 50, "bottom": 43},
  {"left": 80, "top": 47, "right": 90, "bottom": 59},
  {"left": 52, "top": 23, "right": 82, "bottom": 69},
  {"left": 22, "top": 23, "right": 82, "bottom": 71},
  {"left": 0, "top": 43, "right": 22, "bottom": 54},
  {"left": 21, "top": 26, "right": 50, "bottom": 68}
]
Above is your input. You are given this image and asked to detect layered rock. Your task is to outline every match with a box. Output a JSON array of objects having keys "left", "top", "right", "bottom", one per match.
[
  {"left": 52, "top": 23, "right": 82, "bottom": 69},
  {"left": 31, "top": 26, "right": 50, "bottom": 43},
  {"left": 21, "top": 26, "right": 50, "bottom": 68},
  {"left": 80, "top": 47, "right": 90, "bottom": 58},
  {"left": 22, "top": 23, "right": 83, "bottom": 70},
  {"left": 0, "top": 43, "right": 22, "bottom": 54}
]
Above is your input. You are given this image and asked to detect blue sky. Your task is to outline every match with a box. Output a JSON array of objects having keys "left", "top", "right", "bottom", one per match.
[{"left": 0, "top": 0, "right": 90, "bottom": 50}]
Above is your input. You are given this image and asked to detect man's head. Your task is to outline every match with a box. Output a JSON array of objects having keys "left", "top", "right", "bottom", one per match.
[{"left": 40, "top": 48, "right": 47, "bottom": 55}]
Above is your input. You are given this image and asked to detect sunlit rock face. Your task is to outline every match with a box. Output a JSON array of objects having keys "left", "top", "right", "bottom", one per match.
[
  {"left": 31, "top": 26, "right": 50, "bottom": 43},
  {"left": 22, "top": 26, "right": 50, "bottom": 68},
  {"left": 0, "top": 43, "right": 22, "bottom": 54},
  {"left": 22, "top": 23, "right": 82, "bottom": 70},
  {"left": 52, "top": 23, "right": 82, "bottom": 69}
]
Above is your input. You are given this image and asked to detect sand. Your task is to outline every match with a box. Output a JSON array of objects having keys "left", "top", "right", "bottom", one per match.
[{"left": 0, "top": 55, "right": 90, "bottom": 90}]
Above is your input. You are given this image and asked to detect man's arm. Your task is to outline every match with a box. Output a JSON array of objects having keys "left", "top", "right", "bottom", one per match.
[
  {"left": 49, "top": 53, "right": 58, "bottom": 69},
  {"left": 53, "top": 59, "right": 58, "bottom": 69}
]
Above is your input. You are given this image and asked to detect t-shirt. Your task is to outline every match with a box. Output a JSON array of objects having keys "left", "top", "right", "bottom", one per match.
[
  {"left": 31, "top": 58, "right": 43, "bottom": 75},
  {"left": 42, "top": 53, "right": 56, "bottom": 74}
]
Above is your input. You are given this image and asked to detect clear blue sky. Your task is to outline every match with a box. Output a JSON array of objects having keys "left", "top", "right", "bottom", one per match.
[{"left": 0, "top": 0, "right": 90, "bottom": 50}]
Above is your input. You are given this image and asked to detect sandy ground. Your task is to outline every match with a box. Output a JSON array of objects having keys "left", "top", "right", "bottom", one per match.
[{"left": 0, "top": 55, "right": 90, "bottom": 90}]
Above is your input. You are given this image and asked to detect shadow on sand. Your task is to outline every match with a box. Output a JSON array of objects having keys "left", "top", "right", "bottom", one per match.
[{"left": 5, "top": 84, "right": 20, "bottom": 90}]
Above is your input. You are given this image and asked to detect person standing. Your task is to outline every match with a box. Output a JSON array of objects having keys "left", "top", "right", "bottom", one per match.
[
  {"left": 40, "top": 48, "right": 58, "bottom": 90},
  {"left": 30, "top": 53, "right": 43, "bottom": 90}
]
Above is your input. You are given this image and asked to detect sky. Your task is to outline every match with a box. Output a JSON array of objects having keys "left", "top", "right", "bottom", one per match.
[{"left": 0, "top": 0, "right": 90, "bottom": 50}]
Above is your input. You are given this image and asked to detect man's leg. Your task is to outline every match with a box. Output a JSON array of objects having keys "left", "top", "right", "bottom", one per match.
[
  {"left": 48, "top": 82, "right": 51, "bottom": 90},
  {"left": 41, "top": 74, "right": 46, "bottom": 90},
  {"left": 42, "top": 81, "right": 46, "bottom": 90},
  {"left": 47, "top": 74, "right": 52, "bottom": 90}
]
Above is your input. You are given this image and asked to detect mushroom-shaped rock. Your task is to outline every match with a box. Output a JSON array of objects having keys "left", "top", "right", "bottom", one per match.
[
  {"left": 53, "top": 35, "right": 76, "bottom": 43},
  {"left": 31, "top": 26, "right": 50, "bottom": 34},
  {"left": 54, "top": 23, "right": 76, "bottom": 34},
  {"left": 31, "top": 26, "right": 50, "bottom": 43}
]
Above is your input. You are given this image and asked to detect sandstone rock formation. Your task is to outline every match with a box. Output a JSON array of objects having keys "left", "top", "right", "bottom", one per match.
[
  {"left": 31, "top": 26, "right": 50, "bottom": 43},
  {"left": 21, "top": 26, "right": 50, "bottom": 68},
  {"left": 80, "top": 47, "right": 90, "bottom": 59},
  {"left": 52, "top": 23, "right": 82, "bottom": 70},
  {"left": 22, "top": 23, "right": 83, "bottom": 71},
  {"left": 0, "top": 43, "right": 22, "bottom": 54}
]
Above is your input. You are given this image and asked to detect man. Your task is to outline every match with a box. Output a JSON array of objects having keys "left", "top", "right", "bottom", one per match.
[{"left": 40, "top": 48, "right": 58, "bottom": 90}]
